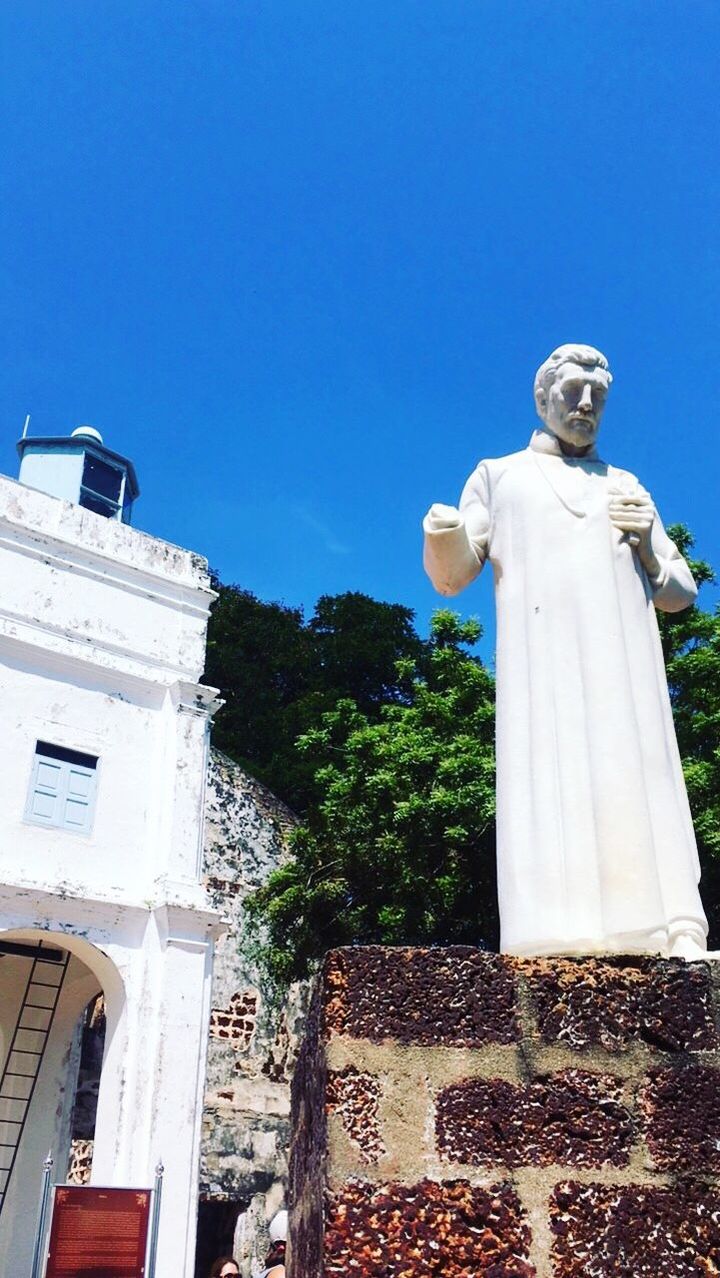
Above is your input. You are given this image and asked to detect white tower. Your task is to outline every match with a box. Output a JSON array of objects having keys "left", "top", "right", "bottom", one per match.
[{"left": 0, "top": 427, "right": 222, "bottom": 1274}]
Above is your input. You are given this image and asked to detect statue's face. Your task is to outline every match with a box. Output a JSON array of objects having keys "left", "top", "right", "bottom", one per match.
[{"left": 540, "top": 361, "right": 609, "bottom": 451}]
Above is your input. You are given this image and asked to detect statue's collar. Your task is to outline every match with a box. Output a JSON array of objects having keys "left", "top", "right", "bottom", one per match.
[{"left": 529, "top": 426, "right": 600, "bottom": 462}]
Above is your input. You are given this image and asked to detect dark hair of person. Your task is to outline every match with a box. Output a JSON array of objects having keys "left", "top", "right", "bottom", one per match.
[
  {"left": 208, "top": 1258, "right": 239, "bottom": 1278},
  {"left": 264, "top": 1240, "right": 286, "bottom": 1268}
]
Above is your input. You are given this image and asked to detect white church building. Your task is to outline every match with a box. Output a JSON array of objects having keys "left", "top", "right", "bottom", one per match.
[{"left": 0, "top": 426, "right": 224, "bottom": 1275}]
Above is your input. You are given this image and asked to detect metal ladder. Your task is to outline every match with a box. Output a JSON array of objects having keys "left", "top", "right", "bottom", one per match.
[{"left": 0, "top": 943, "right": 70, "bottom": 1217}]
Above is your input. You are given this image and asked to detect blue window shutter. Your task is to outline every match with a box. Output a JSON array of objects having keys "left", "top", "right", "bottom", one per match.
[
  {"left": 28, "top": 758, "right": 63, "bottom": 824},
  {"left": 26, "top": 746, "right": 98, "bottom": 834},
  {"left": 62, "top": 765, "right": 95, "bottom": 831}
]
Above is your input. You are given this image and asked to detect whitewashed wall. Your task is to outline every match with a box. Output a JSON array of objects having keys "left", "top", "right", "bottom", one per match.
[{"left": 0, "top": 474, "right": 222, "bottom": 1277}]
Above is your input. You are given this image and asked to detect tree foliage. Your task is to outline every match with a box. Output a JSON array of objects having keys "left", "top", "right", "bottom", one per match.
[
  {"left": 245, "top": 612, "right": 497, "bottom": 984},
  {"left": 657, "top": 526, "right": 720, "bottom": 939},
  {"left": 204, "top": 584, "right": 425, "bottom": 811}
]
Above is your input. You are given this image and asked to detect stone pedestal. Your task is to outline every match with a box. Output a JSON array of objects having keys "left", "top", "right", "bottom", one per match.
[{"left": 288, "top": 947, "right": 720, "bottom": 1277}]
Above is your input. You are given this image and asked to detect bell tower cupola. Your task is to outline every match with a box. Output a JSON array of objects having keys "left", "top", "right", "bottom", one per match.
[{"left": 16, "top": 424, "right": 140, "bottom": 522}]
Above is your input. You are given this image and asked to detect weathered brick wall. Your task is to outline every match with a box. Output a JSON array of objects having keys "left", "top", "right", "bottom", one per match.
[
  {"left": 288, "top": 947, "right": 720, "bottom": 1277},
  {"left": 200, "top": 750, "right": 308, "bottom": 1271}
]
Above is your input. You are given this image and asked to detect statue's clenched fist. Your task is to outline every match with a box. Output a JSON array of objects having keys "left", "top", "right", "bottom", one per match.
[
  {"left": 609, "top": 487, "right": 654, "bottom": 539},
  {"left": 424, "top": 502, "right": 462, "bottom": 530},
  {"left": 424, "top": 502, "right": 490, "bottom": 556},
  {"left": 608, "top": 486, "right": 660, "bottom": 576}
]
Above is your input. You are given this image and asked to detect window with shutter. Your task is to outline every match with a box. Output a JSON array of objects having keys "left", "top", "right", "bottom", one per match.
[
  {"left": 25, "top": 742, "right": 99, "bottom": 834},
  {"left": 80, "top": 455, "right": 124, "bottom": 519}
]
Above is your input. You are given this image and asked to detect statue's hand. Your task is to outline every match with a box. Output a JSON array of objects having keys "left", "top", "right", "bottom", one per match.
[
  {"left": 608, "top": 487, "right": 659, "bottom": 572},
  {"left": 425, "top": 502, "right": 463, "bottom": 531}
]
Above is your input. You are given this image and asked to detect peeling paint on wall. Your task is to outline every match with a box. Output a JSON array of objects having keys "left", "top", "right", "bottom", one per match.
[{"left": 200, "top": 749, "right": 307, "bottom": 1264}]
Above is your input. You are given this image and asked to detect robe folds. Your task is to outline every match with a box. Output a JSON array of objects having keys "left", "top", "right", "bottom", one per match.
[{"left": 423, "top": 428, "right": 708, "bottom": 957}]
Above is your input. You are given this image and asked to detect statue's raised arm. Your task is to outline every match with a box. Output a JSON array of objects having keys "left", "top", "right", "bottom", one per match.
[{"left": 423, "top": 465, "right": 491, "bottom": 597}]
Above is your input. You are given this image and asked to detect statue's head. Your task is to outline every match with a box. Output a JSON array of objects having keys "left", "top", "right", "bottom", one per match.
[{"left": 534, "top": 344, "right": 612, "bottom": 453}]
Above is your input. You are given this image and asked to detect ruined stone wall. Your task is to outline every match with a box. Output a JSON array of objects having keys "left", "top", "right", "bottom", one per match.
[
  {"left": 289, "top": 946, "right": 720, "bottom": 1277},
  {"left": 200, "top": 749, "right": 307, "bottom": 1267}
]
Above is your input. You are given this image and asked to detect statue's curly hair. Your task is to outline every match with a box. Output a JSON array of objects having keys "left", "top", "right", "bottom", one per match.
[{"left": 534, "top": 344, "right": 612, "bottom": 414}]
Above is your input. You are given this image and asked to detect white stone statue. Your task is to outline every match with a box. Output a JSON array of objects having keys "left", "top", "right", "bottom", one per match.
[{"left": 423, "top": 344, "right": 709, "bottom": 960}]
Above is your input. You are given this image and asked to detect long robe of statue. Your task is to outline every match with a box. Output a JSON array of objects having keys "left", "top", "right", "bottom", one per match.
[{"left": 423, "top": 345, "right": 708, "bottom": 960}]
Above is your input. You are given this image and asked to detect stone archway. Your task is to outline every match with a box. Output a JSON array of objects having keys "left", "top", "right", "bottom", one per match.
[{"left": 0, "top": 928, "right": 125, "bottom": 1276}]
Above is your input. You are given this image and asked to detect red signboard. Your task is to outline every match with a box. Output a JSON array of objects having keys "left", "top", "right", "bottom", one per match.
[{"left": 45, "top": 1185, "right": 151, "bottom": 1278}]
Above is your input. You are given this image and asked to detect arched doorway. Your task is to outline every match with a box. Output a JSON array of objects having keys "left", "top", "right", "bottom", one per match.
[{"left": 0, "top": 928, "right": 124, "bottom": 1275}]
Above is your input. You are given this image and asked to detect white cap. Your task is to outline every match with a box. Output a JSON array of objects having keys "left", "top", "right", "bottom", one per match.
[
  {"left": 71, "top": 425, "right": 104, "bottom": 445},
  {"left": 269, "top": 1210, "right": 287, "bottom": 1243}
]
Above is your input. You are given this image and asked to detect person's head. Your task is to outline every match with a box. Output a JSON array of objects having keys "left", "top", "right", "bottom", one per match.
[
  {"left": 264, "top": 1241, "right": 286, "bottom": 1269},
  {"left": 261, "top": 1208, "right": 287, "bottom": 1272},
  {"left": 209, "top": 1258, "right": 239, "bottom": 1278},
  {"left": 269, "top": 1211, "right": 287, "bottom": 1244},
  {"left": 534, "top": 344, "right": 612, "bottom": 453}
]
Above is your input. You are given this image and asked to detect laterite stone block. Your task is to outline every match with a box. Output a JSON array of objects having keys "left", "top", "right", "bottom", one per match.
[
  {"left": 325, "top": 1179, "right": 533, "bottom": 1277},
  {"left": 436, "top": 1069, "right": 633, "bottom": 1169},
  {"left": 326, "top": 1067, "right": 384, "bottom": 1165},
  {"left": 641, "top": 1063, "right": 720, "bottom": 1171},
  {"left": 524, "top": 954, "right": 715, "bottom": 1052},
  {"left": 550, "top": 1180, "right": 720, "bottom": 1277},
  {"left": 324, "top": 945, "right": 519, "bottom": 1046}
]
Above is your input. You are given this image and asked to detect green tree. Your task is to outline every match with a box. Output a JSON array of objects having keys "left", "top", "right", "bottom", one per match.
[
  {"left": 204, "top": 581, "right": 311, "bottom": 789},
  {"left": 306, "top": 591, "right": 425, "bottom": 713},
  {"left": 246, "top": 612, "right": 497, "bottom": 984},
  {"left": 657, "top": 526, "right": 720, "bottom": 942},
  {"left": 205, "top": 585, "right": 427, "bottom": 810}
]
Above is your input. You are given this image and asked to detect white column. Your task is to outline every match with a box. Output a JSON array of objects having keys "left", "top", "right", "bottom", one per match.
[
  {"left": 89, "top": 935, "right": 147, "bottom": 1185},
  {"left": 146, "top": 910, "right": 217, "bottom": 1276},
  {"left": 164, "top": 685, "right": 221, "bottom": 888},
  {"left": 90, "top": 908, "right": 218, "bottom": 1277}
]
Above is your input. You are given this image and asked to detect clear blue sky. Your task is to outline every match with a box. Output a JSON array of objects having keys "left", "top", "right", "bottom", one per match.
[{"left": 2, "top": 1, "right": 719, "bottom": 652}]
